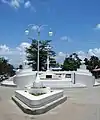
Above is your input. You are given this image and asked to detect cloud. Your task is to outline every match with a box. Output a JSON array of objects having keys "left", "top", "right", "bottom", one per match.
[
  {"left": 1, "top": 42, "right": 100, "bottom": 67},
  {"left": 10, "top": 0, "right": 20, "bottom": 8},
  {"left": 1, "top": 0, "right": 8, "bottom": 3},
  {"left": 0, "top": 42, "right": 30, "bottom": 67},
  {"left": 77, "top": 48, "right": 100, "bottom": 60},
  {"left": 0, "top": 45, "right": 12, "bottom": 55},
  {"left": 24, "top": 0, "right": 31, "bottom": 8},
  {"left": 0, "top": 44, "right": 9, "bottom": 52},
  {"left": 88, "top": 48, "right": 100, "bottom": 57},
  {"left": 58, "top": 52, "right": 66, "bottom": 57},
  {"left": 95, "top": 24, "right": 100, "bottom": 30},
  {"left": 1, "top": 0, "right": 36, "bottom": 11},
  {"left": 16, "top": 42, "right": 30, "bottom": 52},
  {"left": 1, "top": 0, "right": 22, "bottom": 8},
  {"left": 77, "top": 51, "right": 87, "bottom": 60},
  {"left": 24, "top": 1, "right": 36, "bottom": 12},
  {"left": 60, "top": 36, "right": 71, "bottom": 42},
  {"left": 56, "top": 48, "right": 100, "bottom": 64},
  {"left": 55, "top": 52, "right": 66, "bottom": 64}
]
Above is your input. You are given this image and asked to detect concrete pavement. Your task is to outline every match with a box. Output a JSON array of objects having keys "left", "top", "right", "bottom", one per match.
[{"left": 0, "top": 86, "right": 100, "bottom": 119}]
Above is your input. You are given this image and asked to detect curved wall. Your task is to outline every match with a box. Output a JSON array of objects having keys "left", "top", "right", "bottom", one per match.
[{"left": 13, "top": 73, "right": 36, "bottom": 88}]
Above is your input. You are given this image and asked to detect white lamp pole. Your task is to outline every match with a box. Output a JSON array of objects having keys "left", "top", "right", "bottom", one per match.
[
  {"left": 37, "top": 30, "right": 40, "bottom": 74},
  {"left": 47, "top": 54, "right": 50, "bottom": 71},
  {"left": 25, "top": 24, "right": 52, "bottom": 75},
  {"left": 46, "top": 29, "right": 53, "bottom": 71},
  {"left": 46, "top": 46, "right": 51, "bottom": 71}
]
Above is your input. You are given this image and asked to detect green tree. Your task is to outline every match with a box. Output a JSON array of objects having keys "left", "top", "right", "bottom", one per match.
[
  {"left": 55, "top": 63, "right": 61, "bottom": 67},
  {"left": 0, "top": 57, "right": 8, "bottom": 74},
  {"left": 84, "top": 56, "right": 100, "bottom": 72},
  {"left": 26, "top": 39, "right": 56, "bottom": 71},
  {"left": 19, "top": 65, "right": 23, "bottom": 69},
  {"left": 7, "top": 64, "right": 15, "bottom": 77},
  {"left": 62, "top": 53, "right": 81, "bottom": 71},
  {"left": 84, "top": 58, "right": 88, "bottom": 65},
  {"left": 84, "top": 56, "right": 100, "bottom": 78},
  {"left": 0, "top": 57, "right": 15, "bottom": 76}
]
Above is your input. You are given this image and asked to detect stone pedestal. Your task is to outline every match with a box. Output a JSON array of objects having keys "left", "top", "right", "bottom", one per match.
[{"left": 12, "top": 90, "right": 67, "bottom": 114}]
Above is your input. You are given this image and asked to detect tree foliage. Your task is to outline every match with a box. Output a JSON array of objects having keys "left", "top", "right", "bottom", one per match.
[
  {"left": 62, "top": 53, "right": 81, "bottom": 71},
  {"left": 84, "top": 56, "right": 100, "bottom": 78},
  {"left": 0, "top": 57, "right": 15, "bottom": 76},
  {"left": 26, "top": 39, "right": 56, "bottom": 71},
  {"left": 19, "top": 65, "right": 23, "bottom": 69},
  {"left": 84, "top": 56, "right": 100, "bottom": 71}
]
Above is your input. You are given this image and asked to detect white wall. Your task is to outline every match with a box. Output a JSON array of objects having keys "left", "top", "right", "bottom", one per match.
[
  {"left": 75, "top": 73, "right": 95, "bottom": 87},
  {"left": 13, "top": 73, "right": 36, "bottom": 88},
  {"left": 13, "top": 70, "right": 95, "bottom": 88},
  {"left": 41, "top": 80, "right": 72, "bottom": 88}
]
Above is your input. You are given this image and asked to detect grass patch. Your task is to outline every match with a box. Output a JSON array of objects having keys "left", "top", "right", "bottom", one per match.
[{"left": 31, "top": 93, "right": 45, "bottom": 96}]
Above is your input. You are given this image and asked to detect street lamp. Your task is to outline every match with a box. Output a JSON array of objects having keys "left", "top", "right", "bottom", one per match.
[
  {"left": 25, "top": 24, "right": 53, "bottom": 77},
  {"left": 45, "top": 30, "right": 53, "bottom": 71},
  {"left": 45, "top": 45, "right": 52, "bottom": 71},
  {"left": 49, "top": 28, "right": 53, "bottom": 37}
]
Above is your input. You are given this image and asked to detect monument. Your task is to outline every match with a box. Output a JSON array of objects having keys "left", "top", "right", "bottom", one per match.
[
  {"left": 77, "top": 60, "right": 91, "bottom": 74},
  {"left": 12, "top": 62, "right": 67, "bottom": 115},
  {"left": 74, "top": 60, "right": 95, "bottom": 87}
]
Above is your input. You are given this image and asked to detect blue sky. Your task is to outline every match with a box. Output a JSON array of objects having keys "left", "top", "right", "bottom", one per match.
[{"left": 0, "top": 0, "right": 100, "bottom": 65}]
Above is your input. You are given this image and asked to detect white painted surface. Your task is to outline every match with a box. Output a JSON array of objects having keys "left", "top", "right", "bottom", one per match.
[
  {"left": 71, "top": 72, "right": 75, "bottom": 84},
  {"left": 2, "top": 80, "right": 86, "bottom": 88},
  {"left": 40, "top": 70, "right": 61, "bottom": 79},
  {"left": 17, "top": 68, "right": 34, "bottom": 75},
  {"left": 75, "top": 72, "right": 95, "bottom": 87},
  {"left": 40, "top": 80, "right": 86, "bottom": 88},
  {"left": 77, "top": 69, "right": 91, "bottom": 74},
  {"left": 13, "top": 73, "right": 36, "bottom": 88},
  {"left": 1, "top": 80, "right": 16, "bottom": 86},
  {"left": 15, "top": 90, "right": 63, "bottom": 108},
  {"left": 12, "top": 68, "right": 98, "bottom": 88},
  {"left": 94, "top": 81, "right": 100, "bottom": 86}
]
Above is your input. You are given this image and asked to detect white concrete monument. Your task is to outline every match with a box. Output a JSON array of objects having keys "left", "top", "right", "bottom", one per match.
[
  {"left": 12, "top": 62, "right": 67, "bottom": 114},
  {"left": 77, "top": 60, "right": 91, "bottom": 74},
  {"left": 75, "top": 60, "right": 96, "bottom": 87}
]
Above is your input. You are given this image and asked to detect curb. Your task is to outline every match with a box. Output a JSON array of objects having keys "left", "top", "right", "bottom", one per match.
[
  {"left": 12, "top": 95, "right": 67, "bottom": 115},
  {"left": 1, "top": 84, "right": 17, "bottom": 87}
]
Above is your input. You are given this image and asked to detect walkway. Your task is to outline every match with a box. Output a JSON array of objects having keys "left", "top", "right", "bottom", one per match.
[{"left": 0, "top": 86, "right": 100, "bottom": 120}]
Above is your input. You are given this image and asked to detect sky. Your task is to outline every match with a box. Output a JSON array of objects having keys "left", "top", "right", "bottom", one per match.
[{"left": 0, "top": 0, "right": 100, "bottom": 66}]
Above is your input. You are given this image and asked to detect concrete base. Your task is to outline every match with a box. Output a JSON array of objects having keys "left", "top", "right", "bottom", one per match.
[
  {"left": 40, "top": 80, "right": 87, "bottom": 88},
  {"left": 12, "top": 94, "right": 67, "bottom": 115},
  {"left": 1, "top": 80, "right": 87, "bottom": 88},
  {"left": 75, "top": 72, "right": 95, "bottom": 87},
  {"left": 93, "top": 81, "right": 100, "bottom": 87},
  {"left": 1, "top": 80, "right": 17, "bottom": 87},
  {"left": 14, "top": 90, "right": 64, "bottom": 108}
]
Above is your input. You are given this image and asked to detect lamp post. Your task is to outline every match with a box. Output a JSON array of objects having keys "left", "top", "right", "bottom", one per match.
[
  {"left": 46, "top": 29, "right": 53, "bottom": 71},
  {"left": 45, "top": 45, "right": 51, "bottom": 71},
  {"left": 25, "top": 24, "right": 53, "bottom": 76}
]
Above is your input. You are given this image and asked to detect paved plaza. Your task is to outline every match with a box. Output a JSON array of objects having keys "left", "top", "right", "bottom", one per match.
[{"left": 0, "top": 86, "right": 100, "bottom": 120}]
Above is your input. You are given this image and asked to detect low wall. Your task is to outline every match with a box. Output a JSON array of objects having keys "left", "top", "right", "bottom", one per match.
[
  {"left": 13, "top": 73, "right": 36, "bottom": 88},
  {"left": 15, "top": 90, "right": 63, "bottom": 108},
  {"left": 75, "top": 73, "right": 95, "bottom": 87},
  {"left": 13, "top": 70, "right": 95, "bottom": 88},
  {"left": 41, "top": 80, "right": 72, "bottom": 88}
]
